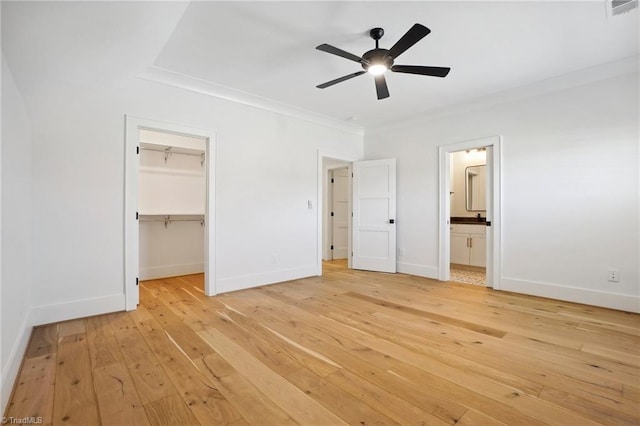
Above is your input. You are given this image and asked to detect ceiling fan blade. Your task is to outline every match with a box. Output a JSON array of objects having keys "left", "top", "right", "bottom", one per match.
[
  {"left": 374, "top": 74, "right": 390, "bottom": 100},
  {"left": 391, "top": 65, "right": 451, "bottom": 77},
  {"left": 316, "top": 43, "right": 365, "bottom": 63},
  {"left": 316, "top": 71, "right": 366, "bottom": 89},
  {"left": 388, "top": 23, "right": 431, "bottom": 59}
]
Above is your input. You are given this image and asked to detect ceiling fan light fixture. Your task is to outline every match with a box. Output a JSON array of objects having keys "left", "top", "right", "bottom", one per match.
[
  {"left": 315, "top": 23, "right": 450, "bottom": 100},
  {"left": 367, "top": 64, "right": 387, "bottom": 76}
]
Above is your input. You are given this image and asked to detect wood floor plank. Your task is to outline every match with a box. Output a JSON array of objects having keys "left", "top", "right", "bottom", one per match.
[
  {"left": 325, "top": 369, "right": 451, "bottom": 425},
  {"left": 5, "top": 354, "right": 56, "bottom": 425},
  {"left": 7, "top": 263, "right": 640, "bottom": 426},
  {"left": 25, "top": 324, "right": 58, "bottom": 359},
  {"left": 108, "top": 312, "right": 177, "bottom": 405},
  {"left": 86, "top": 314, "right": 123, "bottom": 369},
  {"left": 285, "top": 367, "right": 399, "bottom": 425},
  {"left": 52, "top": 333, "right": 100, "bottom": 425},
  {"left": 132, "top": 307, "right": 244, "bottom": 425},
  {"left": 92, "top": 362, "right": 148, "bottom": 426},
  {"left": 538, "top": 384, "right": 639, "bottom": 426},
  {"left": 195, "top": 362, "right": 297, "bottom": 426},
  {"left": 198, "top": 327, "right": 348, "bottom": 425},
  {"left": 143, "top": 393, "right": 199, "bottom": 426}
]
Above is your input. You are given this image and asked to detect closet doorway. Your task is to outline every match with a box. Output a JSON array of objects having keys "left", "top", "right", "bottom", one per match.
[{"left": 125, "top": 117, "right": 216, "bottom": 310}]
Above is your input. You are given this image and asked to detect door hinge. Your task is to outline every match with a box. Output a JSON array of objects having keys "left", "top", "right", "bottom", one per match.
[
  {"left": 331, "top": 178, "right": 334, "bottom": 183},
  {"left": 136, "top": 146, "right": 139, "bottom": 154},
  {"left": 331, "top": 212, "right": 334, "bottom": 217},
  {"left": 136, "top": 277, "right": 139, "bottom": 286},
  {"left": 136, "top": 211, "right": 139, "bottom": 220},
  {"left": 331, "top": 245, "right": 334, "bottom": 250},
  {"left": 486, "top": 221, "right": 492, "bottom": 227}
]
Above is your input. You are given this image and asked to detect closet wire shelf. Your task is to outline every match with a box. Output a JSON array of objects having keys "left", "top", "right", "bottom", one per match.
[{"left": 139, "top": 215, "right": 205, "bottom": 228}]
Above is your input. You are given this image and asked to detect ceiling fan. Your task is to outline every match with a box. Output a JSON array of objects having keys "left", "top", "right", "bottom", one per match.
[{"left": 315, "top": 23, "right": 450, "bottom": 100}]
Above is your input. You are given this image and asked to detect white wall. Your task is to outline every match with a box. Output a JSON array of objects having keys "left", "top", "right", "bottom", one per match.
[
  {"left": 22, "top": 75, "right": 362, "bottom": 324},
  {"left": 1, "top": 56, "right": 34, "bottom": 413},
  {"left": 366, "top": 72, "right": 639, "bottom": 312}
]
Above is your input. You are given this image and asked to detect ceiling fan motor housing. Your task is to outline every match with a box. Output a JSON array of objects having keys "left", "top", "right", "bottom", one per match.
[{"left": 362, "top": 48, "right": 394, "bottom": 71}]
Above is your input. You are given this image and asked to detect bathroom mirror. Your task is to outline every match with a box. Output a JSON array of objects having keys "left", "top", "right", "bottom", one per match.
[{"left": 465, "top": 165, "right": 486, "bottom": 211}]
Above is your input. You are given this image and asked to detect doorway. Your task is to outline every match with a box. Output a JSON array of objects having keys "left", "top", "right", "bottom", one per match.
[
  {"left": 319, "top": 154, "right": 353, "bottom": 275},
  {"left": 438, "top": 136, "right": 501, "bottom": 289},
  {"left": 327, "top": 166, "right": 350, "bottom": 260},
  {"left": 125, "top": 117, "right": 216, "bottom": 310}
]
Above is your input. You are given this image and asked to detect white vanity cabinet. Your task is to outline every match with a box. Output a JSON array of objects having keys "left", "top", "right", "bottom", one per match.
[{"left": 450, "top": 224, "right": 486, "bottom": 267}]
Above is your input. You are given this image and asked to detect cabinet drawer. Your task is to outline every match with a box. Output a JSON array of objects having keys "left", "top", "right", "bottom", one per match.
[{"left": 455, "top": 224, "right": 486, "bottom": 235}]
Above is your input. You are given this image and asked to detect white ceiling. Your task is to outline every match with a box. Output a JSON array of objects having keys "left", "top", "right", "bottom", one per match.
[{"left": 2, "top": 1, "right": 638, "bottom": 129}]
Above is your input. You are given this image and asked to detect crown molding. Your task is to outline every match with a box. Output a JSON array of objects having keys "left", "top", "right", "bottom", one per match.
[
  {"left": 367, "top": 55, "right": 640, "bottom": 134},
  {"left": 136, "top": 66, "right": 364, "bottom": 137}
]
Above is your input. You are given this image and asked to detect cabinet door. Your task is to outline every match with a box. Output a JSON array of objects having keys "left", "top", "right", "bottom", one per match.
[
  {"left": 451, "top": 233, "right": 469, "bottom": 265},
  {"left": 469, "top": 235, "right": 486, "bottom": 267}
]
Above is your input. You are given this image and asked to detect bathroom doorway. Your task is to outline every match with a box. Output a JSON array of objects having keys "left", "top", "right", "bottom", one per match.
[
  {"left": 449, "top": 148, "right": 488, "bottom": 286},
  {"left": 438, "top": 136, "right": 502, "bottom": 290}
]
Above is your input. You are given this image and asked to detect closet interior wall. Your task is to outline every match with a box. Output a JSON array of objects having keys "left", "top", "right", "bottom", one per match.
[{"left": 138, "top": 129, "right": 207, "bottom": 280}]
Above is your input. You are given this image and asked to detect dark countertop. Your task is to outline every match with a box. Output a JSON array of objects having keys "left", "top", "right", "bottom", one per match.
[{"left": 451, "top": 217, "right": 486, "bottom": 224}]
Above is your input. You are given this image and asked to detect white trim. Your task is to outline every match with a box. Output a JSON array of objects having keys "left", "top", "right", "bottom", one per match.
[
  {"left": 140, "top": 263, "right": 205, "bottom": 281},
  {"left": 317, "top": 151, "right": 360, "bottom": 275},
  {"left": 439, "top": 136, "right": 502, "bottom": 289},
  {"left": 125, "top": 116, "right": 217, "bottom": 310},
  {"left": 1, "top": 313, "right": 32, "bottom": 415},
  {"left": 397, "top": 262, "right": 439, "bottom": 279},
  {"left": 30, "top": 294, "right": 125, "bottom": 326},
  {"left": 137, "top": 66, "right": 364, "bottom": 137},
  {"left": 501, "top": 277, "right": 640, "bottom": 314},
  {"left": 217, "top": 265, "right": 317, "bottom": 294}
]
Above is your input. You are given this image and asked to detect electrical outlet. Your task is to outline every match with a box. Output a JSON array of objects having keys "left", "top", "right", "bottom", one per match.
[
  {"left": 399, "top": 248, "right": 406, "bottom": 257},
  {"left": 608, "top": 269, "right": 620, "bottom": 282}
]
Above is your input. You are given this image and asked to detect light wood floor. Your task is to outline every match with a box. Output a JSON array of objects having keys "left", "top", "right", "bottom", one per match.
[{"left": 6, "top": 260, "right": 640, "bottom": 425}]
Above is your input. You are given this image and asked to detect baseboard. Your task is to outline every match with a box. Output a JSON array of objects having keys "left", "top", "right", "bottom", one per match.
[
  {"left": 140, "top": 263, "right": 204, "bottom": 280},
  {"left": 500, "top": 277, "right": 640, "bottom": 313},
  {"left": 1, "top": 311, "right": 33, "bottom": 415},
  {"left": 29, "top": 293, "right": 126, "bottom": 326},
  {"left": 397, "top": 262, "right": 439, "bottom": 280},
  {"left": 216, "top": 265, "right": 317, "bottom": 294}
]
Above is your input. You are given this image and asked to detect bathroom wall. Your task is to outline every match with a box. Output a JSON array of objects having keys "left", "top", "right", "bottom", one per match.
[{"left": 450, "top": 150, "right": 487, "bottom": 218}]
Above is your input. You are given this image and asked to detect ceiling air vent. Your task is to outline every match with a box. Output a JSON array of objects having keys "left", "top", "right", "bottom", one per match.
[{"left": 606, "top": 0, "right": 638, "bottom": 16}]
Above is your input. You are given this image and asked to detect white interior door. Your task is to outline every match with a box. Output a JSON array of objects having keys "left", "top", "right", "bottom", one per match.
[
  {"left": 352, "top": 159, "right": 396, "bottom": 273},
  {"left": 331, "top": 167, "right": 350, "bottom": 259}
]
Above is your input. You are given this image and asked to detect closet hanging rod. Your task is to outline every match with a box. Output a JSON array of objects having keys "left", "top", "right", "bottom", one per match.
[
  {"left": 139, "top": 146, "right": 204, "bottom": 157},
  {"left": 140, "top": 146, "right": 206, "bottom": 165},
  {"left": 139, "top": 215, "right": 205, "bottom": 228}
]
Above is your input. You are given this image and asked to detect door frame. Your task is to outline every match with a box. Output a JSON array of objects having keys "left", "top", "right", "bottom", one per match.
[
  {"left": 125, "top": 116, "right": 216, "bottom": 310},
  {"left": 438, "top": 135, "right": 502, "bottom": 289},
  {"left": 316, "top": 151, "right": 359, "bottom": 275}
]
